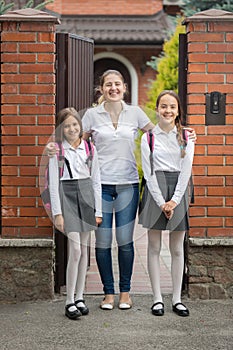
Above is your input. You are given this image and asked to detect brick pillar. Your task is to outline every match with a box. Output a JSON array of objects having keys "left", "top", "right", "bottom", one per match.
[
  {"left": 0, "top": 9, "right": 59, "bottom": 238},
  {"left": 183, "top": 9, "right": 233, "bottom": 299},
  {"left": 0, "top": 9, "right": 59, "bottom": 302}
]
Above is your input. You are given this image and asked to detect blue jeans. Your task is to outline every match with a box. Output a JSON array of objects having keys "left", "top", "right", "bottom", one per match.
[{"left": 95, "top": 183, "right": 139, "bottom": 294}]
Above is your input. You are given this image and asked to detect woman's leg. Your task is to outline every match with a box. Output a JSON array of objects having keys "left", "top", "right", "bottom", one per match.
[
  {"left": 169, "top": 230, "right": 186, "bottom": 309},
  {"left": 75, "top": 232, "right": 90, "bottom": 303},
  {"left": 115, "top": 184, "right": 139, "bottom": 297},
  {"left": 147, "top": 229, "right": 163, "bottom": 308},
  {"left": 95, "top": 185, "right": 115, "bottom": 297},
  {"left": 66, "top": 231, "right": 81, "bottom": 311}
]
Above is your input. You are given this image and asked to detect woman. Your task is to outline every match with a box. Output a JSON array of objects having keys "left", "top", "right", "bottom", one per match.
[
  {"left": 139, "top": 90, "right": 195, "bottom": 317},
  {"left": 82, "top": 70, "right": 154, "bottom": 309}
]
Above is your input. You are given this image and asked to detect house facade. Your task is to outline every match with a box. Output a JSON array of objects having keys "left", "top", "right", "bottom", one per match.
[{"left": 45, "top": 0, "right": 182, "bottom": 106}]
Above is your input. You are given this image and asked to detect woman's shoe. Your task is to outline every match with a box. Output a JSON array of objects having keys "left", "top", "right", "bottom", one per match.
[
  {"left": 75, "top": 299, "right": 89, "bottom": 315},
  {"left": 118, "top": 292, "right": 132, "bottom": 310},
  {"left": 65, "top": 303, "right": 82, "bottom": 320},
  {"left": 100, "top": 295, "right": 115, "bottom": 310},
  {"left": 151, "top": 302, "right": 164, "bottom": 316},
  {"left": 172, "top": 302, "right": 189, "bottom": 317}
]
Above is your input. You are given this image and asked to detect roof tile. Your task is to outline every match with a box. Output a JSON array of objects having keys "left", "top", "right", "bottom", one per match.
[{"left": 56, "top": 10, "right": 173, "bottom": 44}]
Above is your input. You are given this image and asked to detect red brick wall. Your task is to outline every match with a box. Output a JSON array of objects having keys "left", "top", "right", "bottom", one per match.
[
  {"left": 1, "top": 11, "right": 57, "bottom": 238},
  {"left": 46, "top": 0, "right": 162, "bottom": 15},
  {"left": 185, "top": 14, "right": 233, "bottom": 238}
]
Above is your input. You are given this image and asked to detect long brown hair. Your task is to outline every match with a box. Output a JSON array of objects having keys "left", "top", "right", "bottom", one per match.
[
  {"left": 55, "top": 107, "right": 83, "bottom": 143},
  {"left": 96, "top": 69, "right": 127, "bottom": 104},
  {"left": 156, "top": 90, "right": 187, "bottom": 158}
]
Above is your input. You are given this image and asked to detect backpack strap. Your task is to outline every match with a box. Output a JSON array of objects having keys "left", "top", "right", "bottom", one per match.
[
  {"left": 56, "top": 142, "right": 64, "bottom": 178},
  {"left": 84, "top": 138, "right": 94, "bottom": 175},
  {"left": 64, "top": 158, "right": 73, "bottom": 179},
  {"left": 147, "top": 130, "right": 154, "bottom": 175},
  {"left": 84, "top": 138, "right": 94, "bottom": 158},
  {"left": 56, "top": 142, "right": 73, "bottom": 179},
  {"left": 181, "top": 129, "right": 195, "bottom": 204},
  {"left": 140, "top": 130, "right": 154, "bottom": 202}
]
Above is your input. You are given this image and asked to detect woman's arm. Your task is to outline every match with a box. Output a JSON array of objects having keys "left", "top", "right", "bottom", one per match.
[
  {"left": 140, "top": 121, "right": 155, "bottom": 133},
  {"left": 141, "top": 122, "right": 197, "bottom": 141},
  {"left": 46, "top": 134, "right": 92, "bottom": 156},
  {"left": 83, "top": 132, "right": 92, "bottom": 140}
]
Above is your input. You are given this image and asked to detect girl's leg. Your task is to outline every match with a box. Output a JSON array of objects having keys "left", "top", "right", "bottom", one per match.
[
  {"left": 115, "top": 184, "right": 139, "bottom": 299},
  {"left": 169, "top": 230, "right": 186, "bottom": 309},
  {"left": 66, "top": 231, "right": 81, "bottom": 312},
  {"left": 95, "top": 185, "right": 115, "bottom": 298},
  {"left": 147, "top": 229, "right": 163, "bottom": 309},
  {"left": 75, "top": 231, "right": 90, "bottom": 305}
]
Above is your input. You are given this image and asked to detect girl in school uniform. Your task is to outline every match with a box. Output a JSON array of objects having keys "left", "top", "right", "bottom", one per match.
[
  {"left": 139, "top": 91, "right": 195, "bottom": 317},
  {"left": 49, "top": 107, "right": 102, "bottom": 320}
]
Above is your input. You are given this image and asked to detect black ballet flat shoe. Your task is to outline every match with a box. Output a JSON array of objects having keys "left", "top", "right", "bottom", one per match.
[
  {"left": 151, "top": 302, "right": 164, "bottom": 316},
  {"left": 172, "top": 302, "right": 189, "bottom": 317},
  {"left": 75, "top": 299, "right": 89, "bottom": 315},
  {"left": 65, "top": 303, "right": 82, "bottom": 320}
]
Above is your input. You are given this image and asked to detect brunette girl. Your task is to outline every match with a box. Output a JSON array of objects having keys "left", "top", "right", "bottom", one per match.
[
  {"left": 49, "top": 107, "right": 102, "bottom": 319},
  {"left": 139, "top": 91, "right": 195, "bottom": 317}
]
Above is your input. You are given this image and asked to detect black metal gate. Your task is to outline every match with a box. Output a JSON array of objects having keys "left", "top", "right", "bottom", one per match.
[
  {"left": 178, "top": 33, "right": 189, "bottom": 293},
  {"left": 55, "top": 33, "right": 94, "bottom": 293}
]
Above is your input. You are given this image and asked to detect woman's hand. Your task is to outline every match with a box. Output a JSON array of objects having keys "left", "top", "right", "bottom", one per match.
[
  {"left": 183, "top": 127, "right": 197, "bottom": 142},
  {"left": 46, "top": 142, "right": 57, "bottom": 157},
  {"left": 96, "top": 217, "right": 102, "bottom": 226},
  {"left": 54, "top": 214, "right": 65, "bottom": 233}
]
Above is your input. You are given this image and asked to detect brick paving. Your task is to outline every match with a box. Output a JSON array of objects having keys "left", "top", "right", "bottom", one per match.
[{"left": 85, "top": 222, "right": 172, "bottom": 295}]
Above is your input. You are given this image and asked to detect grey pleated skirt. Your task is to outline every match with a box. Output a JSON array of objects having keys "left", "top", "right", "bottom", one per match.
[
  {"left": 59, "top": 178, "right": 97, "bottom": 233},
  {"left": 139, "top": 171, "right": 189, "bottom": 231}
]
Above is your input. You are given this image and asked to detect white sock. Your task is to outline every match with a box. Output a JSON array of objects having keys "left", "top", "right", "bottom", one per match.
[
  {"left": 66, "top": 304, "right": 77, "bottom": 312},
  {"left": 75, "top": 232, "right": 90, "bottom": 308},
  {"left": 66, "top": 232, "right": 81, "bottom": 309},
  {"left": 76, "top": 301, "right": 85, "bottom": 308},
  {"left": 147, "top": 230, "right": 163, "bottom": 308},
  {"left": 169, "top": 230, "right": 186, "bottom": 310},
  {"left": 152, "top": 302, "right": 164, "bottom": 310}
]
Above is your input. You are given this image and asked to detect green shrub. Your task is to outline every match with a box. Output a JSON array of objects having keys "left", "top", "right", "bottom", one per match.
[
  {"left": 0, "top": 0, "right": 53, "bottom": 15},
  {"left": 145, "top": 17, "right": 185, "bottom": 112}
]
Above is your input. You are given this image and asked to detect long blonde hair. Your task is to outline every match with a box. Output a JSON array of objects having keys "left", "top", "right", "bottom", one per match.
[{"left": 156, "top": 90, "right": 187, "bottom": 158}]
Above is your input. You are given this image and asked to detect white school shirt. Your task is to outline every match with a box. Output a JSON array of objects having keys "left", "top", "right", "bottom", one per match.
[
  {"left": 49, "top": 139, "right": 102, "bottom": 218},
  {"left": 82, "top": 101, "right": 150, "bottom": 184},
  {"left": 141, "top": 124, "right": 195, "bottom": 207}
]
